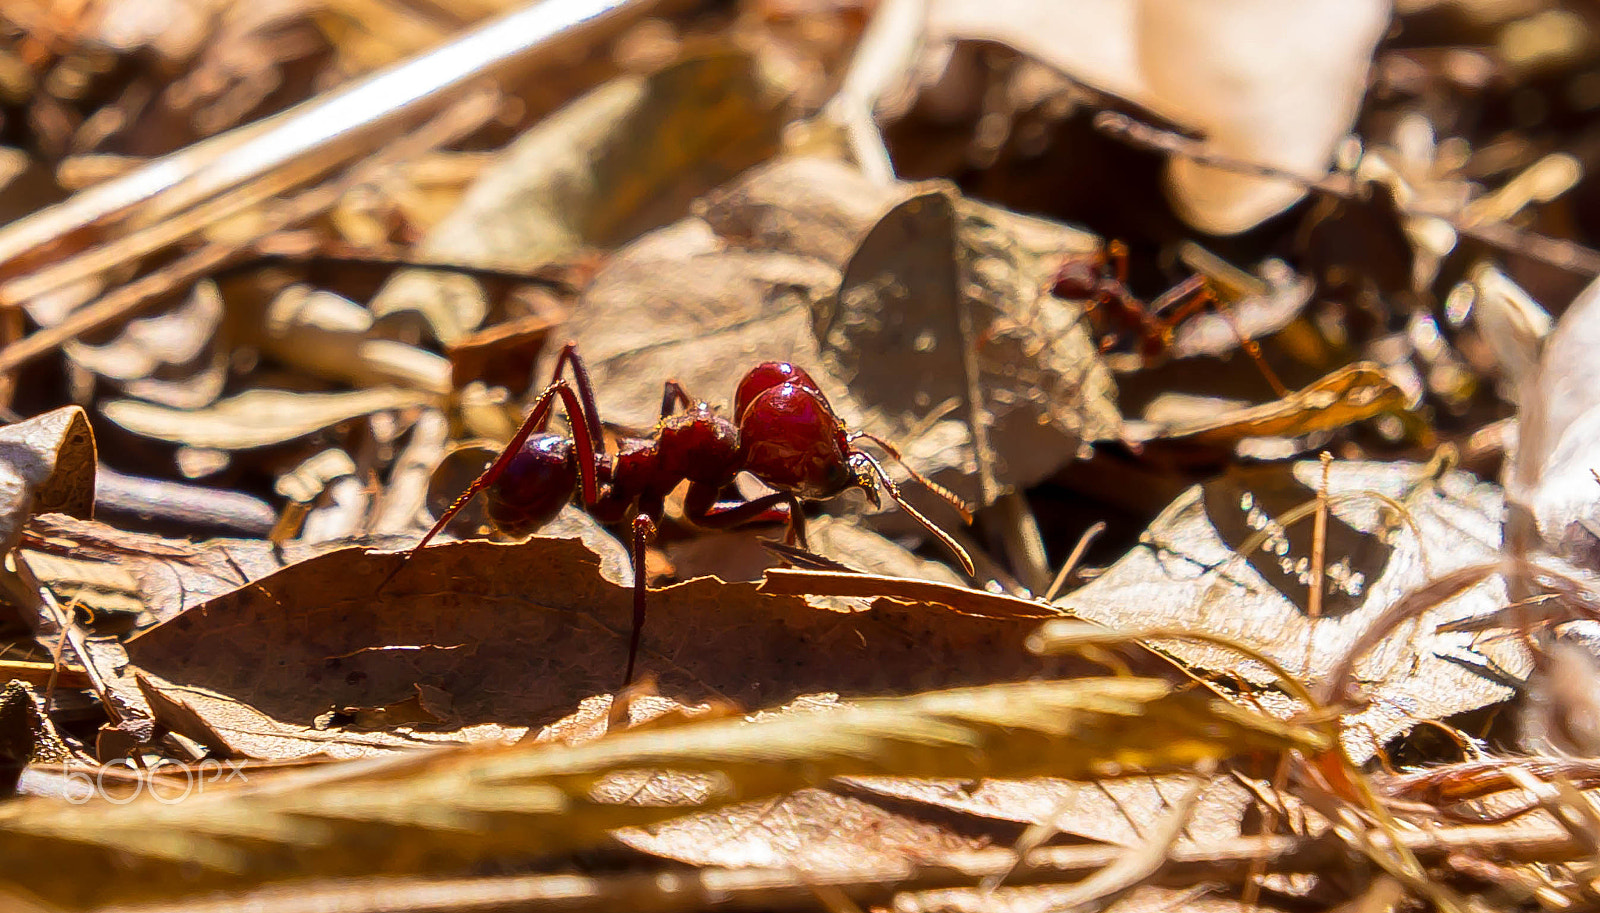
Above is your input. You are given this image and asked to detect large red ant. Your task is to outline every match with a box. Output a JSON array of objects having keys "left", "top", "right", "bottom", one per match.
[
  {"left": 1053, "top": 241, "right": 1288, "bottom": 397},
  {"left": 397, "top": 344, "right": 975, "bottom": 686}
]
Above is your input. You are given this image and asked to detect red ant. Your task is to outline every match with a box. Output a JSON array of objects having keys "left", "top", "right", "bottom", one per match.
[
  {"left": 1052, "top": 241, "right": 1287, "bottom": 397},
  {"left": 397, "top": 344, "right": 975, "bottom": 686}
]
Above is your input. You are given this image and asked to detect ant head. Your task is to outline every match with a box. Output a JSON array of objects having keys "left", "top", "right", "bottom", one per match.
[
  {"left": 734, "top": 362, "right": 828, "bottom": 422},
  {"left": 739, "top": 381, "right": 854, "bottom": 499},
  {"left": 1050, "top": 254, "right": 1108, "bottom": 299}
]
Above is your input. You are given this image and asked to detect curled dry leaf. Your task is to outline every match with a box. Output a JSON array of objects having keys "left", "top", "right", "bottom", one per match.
[
  {"left": 0, "top": 407, "right": 95, "bottom": 557},
  {"left": 103, "top": 386, "right": 434, "bottom": 450},
  {"left": 1504, "top": 273, "right": 1600, "bottom": 572},
  {"left": 371, "top": 51, "right": 791, "bottom": 344},
  {"left": 1051, "top": 459, "right": 1527, "bottom": 759},
  {"left": 928, "top": 0, "right": 1390, "bottom": 233},
  {"left": 64, "top": 278, "right": 226, "bottom": 410},
  {"left": 258, "top": 284, "right": 451, "bottom": 394},
  {"left": 1134, "top": 362, "right": 1418, "bottom": 448},
  {"left": 122, "top": 537, "right": 1051, "bottom": 759}
]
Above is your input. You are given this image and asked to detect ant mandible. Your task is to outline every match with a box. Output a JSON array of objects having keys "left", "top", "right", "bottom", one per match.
[
  {"left": 398, "top": 344, "right": 976, "bottom": 687},
  {"left": 1052, "top": 241, "right": 1288, "bottom": 398}
]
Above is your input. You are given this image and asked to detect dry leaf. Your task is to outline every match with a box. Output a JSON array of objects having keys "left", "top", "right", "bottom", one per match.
[
  {"left": 822, "top": 188, "right": 1116, "bottom": 504},
  {"left": 1504, "top": 272, "right": 1600, "bottom": 571},
  {"left": 699, "top": 156, "right": 909, "bottom": 265},
  {"left": 103, "top": 386, "right": 434, "bottom": 449},
  {"left": 0, "top": 407, "right": 96, "bottom": 557},
  {"left": 122, "top": 537, "right": 1050, "bottom": 758},
  {"left": 553, "top": 218, "right": 843, "bottom": 429},
  {"left": 1051, "top": 459, "right": 1527, "bottom": 758},
  {"left": 927, "top": 0, "right": 1391, "bottom": 233},
  {"left": 617, "top": 786, "right": 992, "bottom": 869}
]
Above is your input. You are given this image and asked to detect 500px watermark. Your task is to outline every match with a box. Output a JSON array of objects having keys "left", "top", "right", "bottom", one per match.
[{"left": 59, "top": 758, "right": 248, "bottom": 804}]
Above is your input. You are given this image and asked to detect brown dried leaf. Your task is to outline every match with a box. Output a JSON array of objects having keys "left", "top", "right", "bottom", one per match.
[
  {"left": 121, "top": 537, "right": 1048, "bottom": 759},
  {"left": 24, "top": 514, "right": 389, "bottom": 627},
  {"left": 821, "top": 188, "right": 1116, "bottom": 504},
  {"left": 0, "top": 407, "right": 95, "bottom": 557},
  {"left": 1051, "top": 460, "right": 1527, "bottom": 759},
  {"left": 835, "top": 773, "right": 1256, "bottom": 851},
  {"left": 616, "top": 786, "right": 991, "bottom": 869},
  {"left": 1505, "top": 272, "right": 1600, "bottom": 570},
  {"left": 666, "top": 514, "right": 965, "bottom": 591},
  {"left": 699, "top": 156, "right": 906, "bottom": 264}
]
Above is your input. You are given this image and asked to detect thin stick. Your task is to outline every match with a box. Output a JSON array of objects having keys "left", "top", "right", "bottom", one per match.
[
  {"left": 0, "top": 0, "right": 651, "bottom": 280},
  {"left": 0, "top": 89, "right": 502, "bottom": 374},
  {"left": 1043, "top": 520, "right": 1106, "bottom": 603},
  {"left": 1309, "top": 452, "right": 1332, "bottom": 620}
]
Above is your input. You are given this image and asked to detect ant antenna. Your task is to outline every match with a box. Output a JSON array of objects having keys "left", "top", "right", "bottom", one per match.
[
  {"left": 849, "top": 431, "right": 975, "bottom": 523},
  {"left": 851, "top": 449, "right": 976, "bottom": 577}
]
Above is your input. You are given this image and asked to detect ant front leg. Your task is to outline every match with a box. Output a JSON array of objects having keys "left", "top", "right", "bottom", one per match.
[
  {"left": 683, "top": 482, "right": 806, "bottom": 547},
  {"left": 1105, "top": 239, "right": 1130, "bottom": 286}
]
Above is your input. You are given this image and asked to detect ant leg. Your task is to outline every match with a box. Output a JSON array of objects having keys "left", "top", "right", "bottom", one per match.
[
  {"left": 1106, "top": 239, "right": 1130, "bottom": 285},
  {"left": 394, "top": 380, "right": 602, "bottom": 567},
  {"left": 622, "top": 513, "right": 656, "bottom": 687},
  {"left": 1148, "top": 278, "right": 1289, "bottom": 398},
  {"left": 660, "top": 381, "right": 694, "bottom": 418},
  {"left": 849, "top": 450, "right": 975, "bottom": 576},
  {"left": 543, "top": 342, "right": 606, "bottom": 460},
  {"left": 847, "top": 432, "right": 973, "bottom": 523},
  {"left": 683, "top": 482, "right": 805, "bottom": 546}
]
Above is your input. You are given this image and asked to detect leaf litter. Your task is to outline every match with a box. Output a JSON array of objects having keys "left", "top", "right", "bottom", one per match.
[{"left": 0, "top": 1, "right": 1596, "bottom": 911}]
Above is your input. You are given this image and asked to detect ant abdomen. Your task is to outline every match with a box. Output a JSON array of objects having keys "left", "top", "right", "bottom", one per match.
[{"left": 483, "top": 433, "right": 579, "bottom": 534}]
